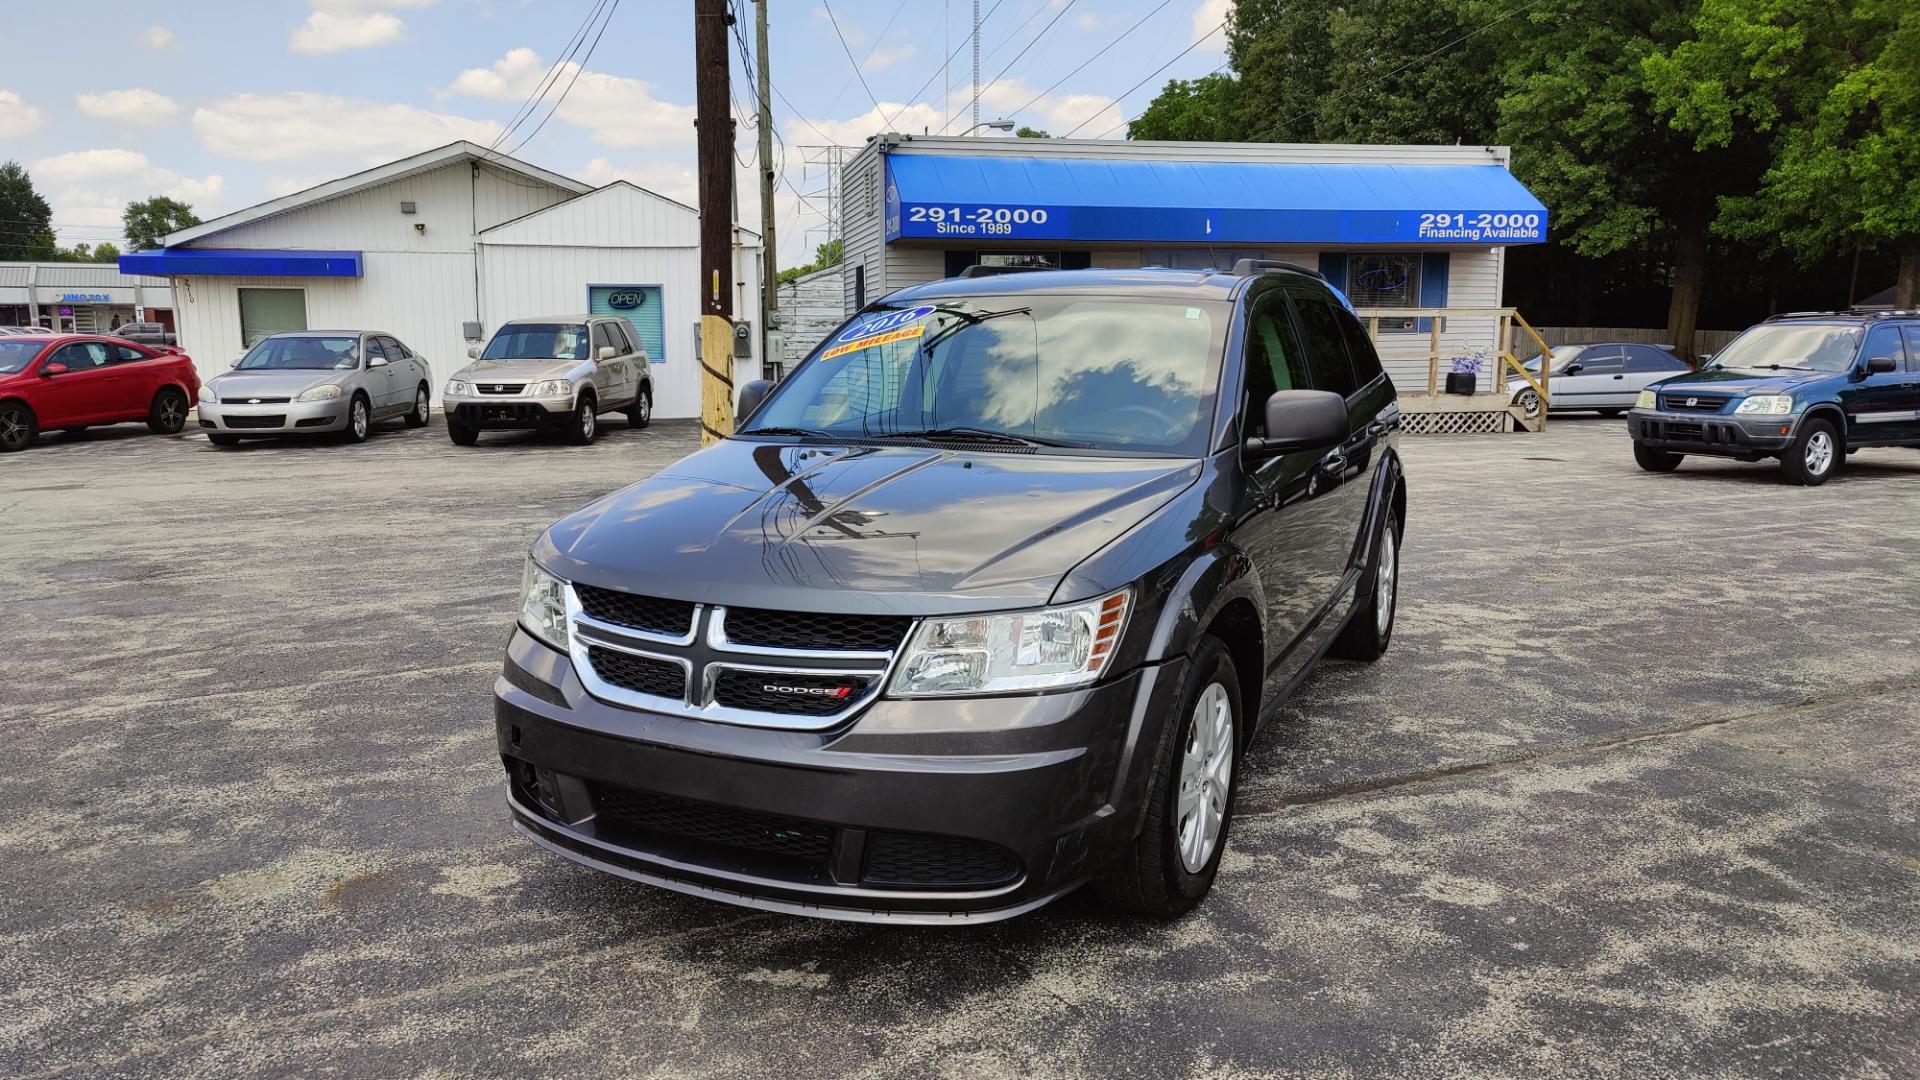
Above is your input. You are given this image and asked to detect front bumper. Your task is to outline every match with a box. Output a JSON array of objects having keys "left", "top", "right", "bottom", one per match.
[
  {"left": 1629, "top": 408, "right": 1800, "bottom": 455},
  {"left": 495, "top": 627, "right": 1187, "bottom": 923},
  {"left": 447, "top": 394, "right": 574, "bottom": 430},
  {"left": 197, "top": 397, "right": 346, "bottom": 434}
]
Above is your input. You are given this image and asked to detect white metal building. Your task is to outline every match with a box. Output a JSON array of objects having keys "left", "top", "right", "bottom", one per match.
[
  {"left": 837, "top": 135, "right": 1548, "bottom": 393},
  {"left": 0, "top": 262, "right": 175, "bottom": 333},
  {"left": 121, "top": 142, "right": 762, "bottom": 415}
]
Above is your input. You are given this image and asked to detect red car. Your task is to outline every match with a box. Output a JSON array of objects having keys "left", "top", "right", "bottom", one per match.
[{"left": 0, "top": 335, "right": 201, "bottom": 452}]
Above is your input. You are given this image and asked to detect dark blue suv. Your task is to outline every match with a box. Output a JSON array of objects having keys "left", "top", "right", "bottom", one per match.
[{"left": 1629, "top": 311, "right": 1920, "bottom": 485}]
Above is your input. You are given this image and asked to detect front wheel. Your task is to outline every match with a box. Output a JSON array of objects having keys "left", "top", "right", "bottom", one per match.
[
  {"left": 1514, "top": 387, "right": 1543, "bottom": 420},
  {"left": 1780, "top": 417, "right": 1840, "bottom": 486},
  {"left": 1633, "top": 442, "right": 1684, "bottom": 473},
  {"left": 0, "top": 400, "right": 37, "bottom": 452},
  {"left": 447, "top": 420, "right": 479, "bottom": 446},
  {"left": 404, "top": 384, "right": 430, "bottom": 428},
  {"left": 208, "top": 434, "right": 241, "bottom": 447},
  {"left": 342, "top": 394, "right": 371, "bottom": 444},
  {"left": 148, "top": 388, "right": 188, "bottom": 434},
  {"left": 1332, "top": 507, "right": 1400, "bottom": 662},
  {"left": 1094, "top": 636, "right": 1240, "bottom": 918},
  {"left": 564, "top": 395, "right": 598, "bottom": 445}
]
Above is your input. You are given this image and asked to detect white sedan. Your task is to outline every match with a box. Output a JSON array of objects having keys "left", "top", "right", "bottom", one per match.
[{"left": 1510, "top": 342, "right": 1691, "bottom": 419}]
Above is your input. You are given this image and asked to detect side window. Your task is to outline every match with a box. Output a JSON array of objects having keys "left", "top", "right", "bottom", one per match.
[
  {"left": 591, "top": 322, "right": 617, "bottom": 354},
  {"left": 1242, "top": 294, "right": 1314, "bottom": 436},
  {"left": 1862, "top": 324, "right": 1903, "bottom": 368},
  {"left": 1332, "top": 306, "right": 1386, "bottom": 387},
  {"left": 1901, "top": 326, "right": 1920, "bottom": 372},
  {"left": 1573, "top": 348, "right": 1624, "bottom": 374},
  {"left": 58, "top": 343, "right": 110, "bottom": 369},
  {"left": 1288, "top": 296, "right": 1359, "bottom": 398},
  {"left": 379, "top": 335, "right": 408, "bottom": 360},
  {"left": 363, "top": 337, "right": 389, "bottom": 364},
  {"left": 112, "top": 344, "right": 150, "bottom": 364}
]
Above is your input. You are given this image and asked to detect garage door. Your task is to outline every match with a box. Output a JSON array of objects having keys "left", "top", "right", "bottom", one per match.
[{"left": 589, "top": 285, "right": 664, "bottom": 363}]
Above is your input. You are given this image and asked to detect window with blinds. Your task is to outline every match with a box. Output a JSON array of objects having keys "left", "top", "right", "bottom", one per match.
[
  {"left": 238, "top": 288, "right": 307, "bottom": 347},
  {"left": 588, "top": 285, "right": 664, "bottom": 363}
]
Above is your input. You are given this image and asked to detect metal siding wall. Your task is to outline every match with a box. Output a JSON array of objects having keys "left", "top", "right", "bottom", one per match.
[
  {"left": 201, "top": 163, "right": 566, "bottom": 253},
  {"left": 777, "top": 267, "right": 845, "bottom": 366},
  {"left": 471, "top": 165, "right": 576, "bottom": 233},
  {"left": 482, "top": 184, "right": 700, "bottom": 248},
  {"left": 842, "top": 146, "right": 883, "bottom": 316}
]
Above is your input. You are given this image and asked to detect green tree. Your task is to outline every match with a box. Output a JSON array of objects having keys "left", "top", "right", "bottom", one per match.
[
  {"left": 1014, "top": 126, "right": 1052, "bottom": 138},
  {"left": 1645, "top": 0, "right": 1920, "bottom": 305},
  {"left": 122, "top": 195, "right": 200, "bottom": 251},
  {"left": 91, "top": 241, "right": 121, "bottom": 263},
  {"left": 1129, "top": 74, "right": 1249, "bottom": 141},
  {"left": 776, "top": 238, "right": 847, "bottom": 286},
  {"left": 1493, "top": 0, "right": 1768, "bottom": 357},
  {"left": 0, "top": 161, "right": 57, "bottom": 260}
]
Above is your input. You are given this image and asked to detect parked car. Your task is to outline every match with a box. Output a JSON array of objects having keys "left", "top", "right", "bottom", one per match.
[
  {"left": 1509, "top": 342, "right": 1690, "bottom": 418},
  {"left": 0, "top": 334, "right": 199, "bottom": 452},
  {"left": 110, "top": 322, "right": 178, "bottom": 348},
  {"left": 1629, "top": 310, "right": 1920, "bottom": 485},
  {"left": 0, "top": 326, "right": 47, "bottom": 335},
  {"left": 196, "top": 330, "right": 431, "bottom": 447},
  {"left": 441, "top": 316, "right": 652, "bottom": 446},
  {"left": 493, "top": 262, "right": 1406, "bottom": 922}
]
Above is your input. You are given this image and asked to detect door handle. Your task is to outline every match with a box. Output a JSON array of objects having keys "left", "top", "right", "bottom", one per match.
[{"left": 1611, "top": 374, "right": 1624, "bottom": 380}]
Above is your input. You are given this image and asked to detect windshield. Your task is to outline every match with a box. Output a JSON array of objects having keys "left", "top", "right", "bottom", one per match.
[
  {"left": 1523, "top": 345, "right": 1585, "bottom": 373},
  {"left": 1709, "top": 324, "right": 1862, "bottom": 372},
  {"left": 236, "top": 335, "right": 359, "bottom": 371},
  {"left": 0, "top": 340, "right": 42, "bottom": 374},
  {"left": 742, "top": 296, "right": 1223, "bottom": 455},
  {"left": 483, "top": 323, "right": 589, "bottom": 361}
]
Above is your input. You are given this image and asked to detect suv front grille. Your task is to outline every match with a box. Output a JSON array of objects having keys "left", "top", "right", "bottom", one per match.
[
  {"left": 722, "top": 606, "right": 911, "bottom": 652},
  {"left": 576, "top": 584, "right": 695, "bottom": 638},
  {"left": 711, "top": 668, "right": 874, "bottom": 717},
  {"left": 476, "top": 382, "right": 526, "bottom": 395},
  {"left": 221, "top": 396, "right": 290, "bottom": 405},
  {"left": 585, "top": 646, "right": 685, "bottom": 700},
  {"left": 223, "top": 414, "right": 287, "bottom": 429},
  {"left": 861, "top": 832, "right": 1021, "bottom": 889},
  {"left": 1661, "top": 394, "right": 1729, "bottom": 413},
  {"left": 592, "top": 785, "right": 834, "bottom": 866}
]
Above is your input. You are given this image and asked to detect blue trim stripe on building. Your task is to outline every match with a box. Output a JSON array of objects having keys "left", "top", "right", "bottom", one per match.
[
  {"left": 884, "top": 155, "right": 1548, "bottom": 246},
  {"left": 118, "top": 248, "right": 365, "bottom": 278}
]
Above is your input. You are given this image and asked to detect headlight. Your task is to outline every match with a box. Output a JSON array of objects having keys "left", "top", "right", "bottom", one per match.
[
  {"left": 520, "top": 557, "right": 570, "bottom": 652},
  {"left": 1735, "top": 394, "right": 1793, "bottom": 415},
  {"left": 297, "top": 383, "right": 342, "bottom": 402},
  {"left": 1635, "top": 389, "right": 1657, "bottom": 409},
  {"left": 445, "top": 379, "right": 472, "bottom": 397},
  {"left": 198, "top": 385, "right": 215, "bottom": 403},
  {"left": 889, "top": 589, "right": 1130, "bottom": 697},
  {"left": 528, "top": 379, "right": 572, "bottom": 397}
]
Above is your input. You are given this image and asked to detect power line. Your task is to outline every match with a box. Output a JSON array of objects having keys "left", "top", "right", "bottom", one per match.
[
  {"left": 820, "top": 0, "right": 900, "bottom": 131},
  {"left": 937, "top": 0, "right": 1080, "bottom": 134},
  {"left": 506, "top": 0, "right": 622, "bottom": 156},
  {"left": 1001, "top": 0, "right": 1176, "bottom": 127},
  {"left": 897, "top": 0, "right": 1006, "bottom": 119},
  {"left": 485, "top": 0, "right": 610, "bottom": 155},
  {"left": 819, "top": 0, "right": 912, "bottom": 118},
  {"left": 1069, "top": 23, "right": 1229, "bottom": 139}
]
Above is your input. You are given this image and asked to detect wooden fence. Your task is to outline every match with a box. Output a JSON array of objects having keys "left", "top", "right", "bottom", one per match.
[{"left": 1529, "top": 326, "right": 1743, "bottom": 357}]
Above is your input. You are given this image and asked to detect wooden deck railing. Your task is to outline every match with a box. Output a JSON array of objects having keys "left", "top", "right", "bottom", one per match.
[{"left": 1351, "top": 306, "right": 1559, "bottom": 428}]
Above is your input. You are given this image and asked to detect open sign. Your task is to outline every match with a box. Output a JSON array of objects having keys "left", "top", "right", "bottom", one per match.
[{"left": 607, "top": 290, "right": 647, "bottom": 310}]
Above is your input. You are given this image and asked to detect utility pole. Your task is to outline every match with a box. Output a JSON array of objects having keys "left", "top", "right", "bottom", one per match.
[
  {"left": 694, "top": 0, "right": 735, "bottom": 445},
  {"left": 754, "top": 0, "right": 777, "bottom": 376}
]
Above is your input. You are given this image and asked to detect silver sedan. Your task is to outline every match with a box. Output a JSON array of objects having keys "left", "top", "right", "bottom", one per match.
[{"left": 196, "top": 330, "right": 432, "bottom": 446}]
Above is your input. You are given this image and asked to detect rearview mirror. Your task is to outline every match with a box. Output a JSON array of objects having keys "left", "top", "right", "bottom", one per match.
[
  {"left": 1865, "top": 355, "right": 1898, "bottom": 374},
  {"left": 467, "top": 345, "right": 480, "bottom": 359},
  {"left": 1244, "top": 390, "right": 1348, "bottom": 458},
  {"left": 40, "top": 362, "right": 68, "bottom": 376},
  {"left": 737, "top": 378, "right": 775, "bottom": 420},
  {"left": 597, "top": 345, "right": 617, "bottom": 361}
]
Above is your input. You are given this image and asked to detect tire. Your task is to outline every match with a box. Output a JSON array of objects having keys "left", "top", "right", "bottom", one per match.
[
  {"left": 1780, "top": 417, "right": 1840, "bottom": 486},
  {"left": 1597, "top": 408, "right": 1625, "bottom": 417},
  {"left": 148, "top": 388, "right": 188, "bottom": 434},
  {"left": 447, "top": 420, "right": 479, "bottom": 446},
  {"left": 565, "top": 394, "right": 598, "bottom": 445},
  {"left": 1514, "top": 387, "right": 1543, "bottom": 421},
  {"left": 208, "top": 434, "right": 241, "bottom": 447},
  {"left": 0, "top": 400, "right": 37, "bottom": 452},
  {"left": 342, "top": 394, "right": 371, "bottom": 444},
  {"left": 1332, "top": 507, "right": 1401, "bottom": 662},
  {"left": 1633, "top": 442, "right": 1683, "bottom": 473},
  {"left": 1094, "top": 636, "right": 1241, "bottom": 918},
  {"left": 626, "top": 388, "right": 652, "bottom": 429},
  {"left": 404, "top": 384, "right": 430, "bottom": 428}
]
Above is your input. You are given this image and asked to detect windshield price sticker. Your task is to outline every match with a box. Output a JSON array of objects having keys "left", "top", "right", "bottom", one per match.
[
  {"left": 1417, "top": 211, "right": 1544, "bottom": 242},
  {"left": 820, "top": 325, "right": 925, "bottom": 361},
  {"left": 820, "top": 306, "right": 938, "bottom": 361}
]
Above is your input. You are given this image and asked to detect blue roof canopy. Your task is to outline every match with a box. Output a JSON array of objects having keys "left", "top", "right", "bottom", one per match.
[
  {"left": 884, "top": 154, "right": 1548, "bottom": 246},
  {"left": 118, "top": 248, "right": 364, "bottom": 277}
]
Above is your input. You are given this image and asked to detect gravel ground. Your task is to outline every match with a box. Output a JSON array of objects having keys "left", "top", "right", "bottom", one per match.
[{"left": 3, "top": 414, "right": 1918, "bottom": 1079}]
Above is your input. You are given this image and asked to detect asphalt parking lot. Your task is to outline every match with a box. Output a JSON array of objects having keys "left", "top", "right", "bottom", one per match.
[{"left": 4, "top": 415, "right": 1919, "bottom": 1079}]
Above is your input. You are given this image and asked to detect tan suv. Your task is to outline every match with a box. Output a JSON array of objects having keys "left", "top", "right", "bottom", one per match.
[{"left": 442, "top": 316, "right": 653, "bottom": 445}]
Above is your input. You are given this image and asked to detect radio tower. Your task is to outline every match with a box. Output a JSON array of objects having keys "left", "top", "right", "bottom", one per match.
[{"left": 971, "top": 0, "right": 981, "bottom": 135}]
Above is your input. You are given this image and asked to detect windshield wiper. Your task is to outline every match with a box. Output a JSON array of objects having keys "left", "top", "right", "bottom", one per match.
[
  {"left": 737, "top": 426, "right": 829, "bottom": 438},
  {"left": 1726, "top": 363, "right": 1814, "bottom": 372},
  {"left": 877, "top": 426, "right": 1089, "bottom": 449}
]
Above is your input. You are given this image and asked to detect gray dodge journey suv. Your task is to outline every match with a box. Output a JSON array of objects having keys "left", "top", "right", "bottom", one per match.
[{"left": 495, "top": 262, "right": 1405, "bottom": 922}]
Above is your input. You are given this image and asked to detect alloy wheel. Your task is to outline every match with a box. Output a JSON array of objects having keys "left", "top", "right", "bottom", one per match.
[
  {"left": 1805, "top": 430, "right": 1833, "bottom": 475},
  {"left": 581, "top": 407, "right": 595, "bottom": 439},
  {"left": 416, "top": 389, "right": 429, "bottom": 422},
  {"left": 1517, "top": 389, "right": 1542, "bottom": 419},
  {"left": 352, "top": 400, "right": 368, "bottom": 439},
  {"left": 1176, "top": 682, "right": 1234, "bottom": 873},
  {"left": 1376, "top": 524, "right": 1398, "bottom": 637},
  {"left": 159, "top": 396, "right": 183, "bottom": 429},
  {"left": 0, "top": 407, "right": 28, "bottom": 450}
]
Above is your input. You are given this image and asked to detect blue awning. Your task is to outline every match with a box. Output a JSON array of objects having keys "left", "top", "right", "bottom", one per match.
[
  {"left": 118, "top": 248, "right": 364, "bottom": 277},
  {"left": 884, "top": 154, "right": 1548, "bottom": 246}
]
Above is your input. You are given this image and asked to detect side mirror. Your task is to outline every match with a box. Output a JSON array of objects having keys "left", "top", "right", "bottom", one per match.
[
  {"left": 736, "top": 378, "right": 775, "bottom": 420},
  {"left": 230, "top": 358, "right": 243, "bottom": 369},
  {"left": 467, "top": 345, "right": 481, "bottom": 359},
  {"left": 1865, "top": 355, "right": 1898, "bottom": 374},
  {"left": 1244, "top": 390, "right": 1348, "bottom": 458},
  {"left": 40, "top": 362, "right": 68, "bottom": 377},
  {"left": 1563, "top": 362, "right": 1584, "bottom": 375},
  {"left": 368, "top": 355, "right": 389, "bottom": 368},
  {"left": 597, "top": 345, "right": 617, "bottom": 361}
]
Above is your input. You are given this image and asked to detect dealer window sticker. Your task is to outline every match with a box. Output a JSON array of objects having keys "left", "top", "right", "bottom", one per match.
[{"left": 819, "top": 305, "right": 938, "bottom": 362}]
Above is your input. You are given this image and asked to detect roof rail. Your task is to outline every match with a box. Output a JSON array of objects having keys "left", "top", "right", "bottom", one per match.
[
  {"left": 1228, "top": 258, "right": 1325, "bottom": 281},
  {"left": 1766, "top": 308, "right": 1920, "bottom": 321},
  {"left": 956, "top": 264, "right": 1054, "bottom": 279}
]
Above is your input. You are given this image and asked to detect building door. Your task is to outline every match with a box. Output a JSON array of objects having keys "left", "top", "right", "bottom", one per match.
[{"left": 238, "top": 288, "right": 307, "bottom": 347}]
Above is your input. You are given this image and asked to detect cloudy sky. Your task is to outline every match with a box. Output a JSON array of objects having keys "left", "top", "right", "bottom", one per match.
[{"left": 0, "top": 0, "right": 1230, "bottom": 264}]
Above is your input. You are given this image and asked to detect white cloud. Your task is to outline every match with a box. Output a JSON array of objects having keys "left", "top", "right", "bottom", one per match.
[
  {"left": 441, "top": 49, "right": 694, "bottom": 149},
  {"left": 864, "top": 46, "right": 913, "bottom": 73},
  {"left": 267, "top": 175, "right": 330, "bottom": 197},
  {"left": 193, "top": 92, "right": 502, "bottom": 164},
  {"left": 788, "top": 81, "right": 1120, "bottom": 145},
  {"left": 0, "top": 89, "right": 44, "bottom": 138},
  {"left": 30, "top": 149, "right": 225, "bottom": 243},
  {"left": 1075, "top": 13, "right": 1099, "bottom": 29},
  {"left": 1193, "top": 0, "right": 1232, "bottom": 45},
  {"left": 289, "top": 0, "right": 437, "bottom": 55},
  {"left": 76, "top": 89, "right": 183, "bottom": 126},
  {"left": 137, "top": 26, "right": 181, "bottom": 51}
]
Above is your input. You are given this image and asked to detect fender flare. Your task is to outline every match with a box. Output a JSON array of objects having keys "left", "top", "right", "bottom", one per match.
[
  {"left": 1144, "top": 542, "right": 1265, "bottom": 666},
  {"left": 1800, "top": 402, "right": 1848, "bottom": 443}
]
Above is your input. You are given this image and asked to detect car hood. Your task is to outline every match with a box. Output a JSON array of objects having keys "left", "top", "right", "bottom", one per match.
[
  {"left": 533, "top": 439, "right": 1203, "bottom": 615},
  {"left": 207, "top": 370, "right": 344, "bottom": 398},
  {"left": 1649, "top": 367, "right": 1831, "bottom": 394},
  {"left": 454, "top": 358, "right": 582, "bottom": 382}
]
